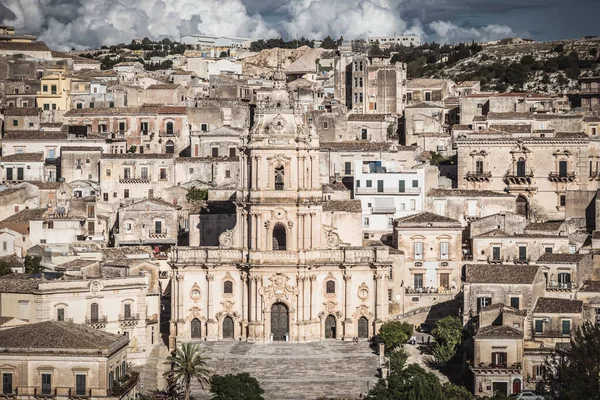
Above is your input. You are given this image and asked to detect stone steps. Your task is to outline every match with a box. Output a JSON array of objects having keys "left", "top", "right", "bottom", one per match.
[{"left": 190, "top": 341, "right": 378, "bottom": 400}]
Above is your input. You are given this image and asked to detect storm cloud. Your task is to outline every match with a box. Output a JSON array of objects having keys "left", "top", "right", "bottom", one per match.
[{"left": 0, "top": 0, "right": 596, "bottom": 50}]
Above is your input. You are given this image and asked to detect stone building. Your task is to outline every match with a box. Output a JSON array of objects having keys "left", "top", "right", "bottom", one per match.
[
  {"left": 0, "top": 153, "right": 45, "bottom": 183},
  {"left": 3, "top": 107, "right": 41, "bottom": 130},
  {"left": 456, "top": 133, "right": 590, "bottom": 220},
  {"left": 60, "top": 146, "right": 104, "bottom": 183},
  {"left": 393, "top": 212, "right": 463, "bottom": 315},
  {"left": 0, "top": 321, "right": 136, "bottom": 400},
  {"left": 114, "top": 198, "right": 180, "bottom": 248},
  {"left": 3, "top": 79, "right": 39, "bottom": 108},
  {"left": 406, "top": 79, "right": 456, "bottom": 105},
  {"left": 579, "top": 76, "right": 600, "bottom": 110},
  {"left": 403, "top": 102, "right": 452, "bottom": 155},
  {"left": 168, "top": 71, "right": 394, "bottom": 347},
  {"left": 0, "top": 272, "right": 159, "bottom": 364}
]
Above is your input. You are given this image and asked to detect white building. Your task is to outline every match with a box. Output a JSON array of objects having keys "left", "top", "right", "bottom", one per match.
[
  {"left": 354, "top": 160, "right": 426, "bottom": 241},
  {"left": 180, "top": 35, "right": 252, "bottom": 49},
  {"left": 367, "top": 35, "right": 421, "bottom": 47},
  {"left": 187, "top": 58, "right": 242, "bottom": 80}
]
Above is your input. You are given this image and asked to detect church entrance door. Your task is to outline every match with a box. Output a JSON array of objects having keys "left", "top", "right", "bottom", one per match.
[
  {"left": 223, "top": 316, "right": 234, "bottom": 339},
  {"left": 271, "top": 303, "right": 288, "bottom": 341},
  {"left": 325, "top": 315, "right": 336, "bottom": 339},
  {"left": 358, "top": 317, "right": 369, "bottom": 338}
]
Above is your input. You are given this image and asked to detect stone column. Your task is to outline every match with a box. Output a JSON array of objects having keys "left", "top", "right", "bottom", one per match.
[
  {"left": 344, "top": 274, "right": 352, "bottom": 338},
  {"left": 375, "top": 273, "right": 383, "bottom": 322},
  {"left": 177, "top": 272, "right": 184, "bottom": 322},
  {"left": 297, "top": 276, "right": 304, "bottom": 321},
  {"left": 241, "top": 272, "right": 248, "bottom": 322},
  {"left": 249, "top": 275, "right": 256, "bottom": 322},
  {"left": 310, "top": 275, "right": 317, "bottom": 320}
]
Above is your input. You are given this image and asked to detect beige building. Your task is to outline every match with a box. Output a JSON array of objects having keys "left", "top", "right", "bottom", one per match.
[
  {"left": 0, "top": 321, "right": 136, "bottom": 399},
  {"left": 114, "top": 198, "right": 180, "bottom": 247},
  {"left": 168, "top": 71, "right": 394, "bottom": 347}
]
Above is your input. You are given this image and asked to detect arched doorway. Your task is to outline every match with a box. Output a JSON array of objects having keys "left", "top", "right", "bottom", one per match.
[
  {"left": 358, "top": 317, "right": 369, "bottom": 339},
  {"left": 273, "top": 224, "right": 287, "bottom": 250},
  {"left": 325, "top": 315, "right": 336, "bottom": 339},
  {"left": 222, "top": 316, "right": 234, "bottom": 339},
  {"left": 165, "top": 140, "right": 175, "bottom": 154},
  {"left": 512, "top": 379, "right": 521, "bottom": 394},
  {"left": 516, "top": 195, "right": 528, "bottom": 217},
  {"left": 191, "top": 318, "right": 201, "bottom": 339},
  {"left": 271, "top": 303, "right": 288, "bottom": 341}
]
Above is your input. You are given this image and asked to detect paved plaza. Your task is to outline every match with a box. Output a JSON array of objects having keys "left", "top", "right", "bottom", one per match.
[{"left": 191, "top": 341, "right": 380, "bottom": 400}]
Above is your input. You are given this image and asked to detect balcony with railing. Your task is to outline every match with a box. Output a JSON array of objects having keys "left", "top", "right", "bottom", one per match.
[
  {"left": 119, "top": 175, "right": 151, "bottom": 183},
  {"left": 548, "top": 172, "right": 576, "bottom": 182},
  {"left": 149, "top": 229, "right": 168, "bottom": 239},
  {"left": 513, "top": 256, "right": 531, "bottom": 265},
  {"left": 504, "top": 171, "right": 534, "bottom": 185},
  {"left": 465, "top": 171, "right": 492, "bottom": 182},
  {"left": 463, "top": 211, "right": 481, "bottom": 221},
  {"left": 580, "top": 87, "right": 600, "bottom": 95},
  {"left": 7, "top": 385, "right": 135, "bottom": 399},
  {"left": 356, "top": 187, "right": 420, "bottom": 195},
  {"left": 45, "top": 158, "right": 60, "bottom": 166},
  {"left": 159, "top": 130, "right": 179, "bottom": 137},
  {"left": 371, "top": 206, "right": 396, "bottom": 214},
  {"left": 470, "top": 361, "right": 522, "bottom": 373},
  {"left": 85, "top": 315, "right": 107, "bottom": 329},
  {"left": 547, "top": 281, "right": 573, "bottom": 291},
  {"left": 118, "top": 313, "right": 139, "bottom": 328},
  {"left": 405, "top": 286, "right": 455, "bottom": 295}
]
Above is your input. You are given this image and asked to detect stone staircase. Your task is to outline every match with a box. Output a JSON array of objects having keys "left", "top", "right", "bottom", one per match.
[
  {"left": 191, "top": 341, "right": 379, "bottom": 400},
  {"left": 137, "top": 344, "right": 170, "bottom": 393}
]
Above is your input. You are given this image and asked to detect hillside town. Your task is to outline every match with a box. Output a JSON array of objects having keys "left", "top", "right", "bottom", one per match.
[{"left": 1, "top": 24, "right": 600, "bottom": 400}]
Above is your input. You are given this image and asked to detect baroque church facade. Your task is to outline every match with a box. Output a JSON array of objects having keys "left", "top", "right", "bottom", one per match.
[{"left": 168, "top": 71, "right": 393, "bottom": 348}]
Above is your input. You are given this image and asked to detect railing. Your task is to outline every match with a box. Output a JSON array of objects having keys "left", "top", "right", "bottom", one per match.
[
  {"left": 371, "top": 207, "right": 396, "bottom": 214},
  {"left": 437, "top": 145, "right": 447, "bottom": 152},
  {"left": 465, "top": 171, "right": 492, "bottom": 181},
  {"left": 580, "top": 87, "right": 600, "bottom": 94},
  {"left": 356, "top": 187, "right": 420, "bottom": 195},
  {"left": 45, "top": 158, "right": 60, "bottom": 165},
  {"left": 547, "top": 281, "right": 573, "bottom": 290},
  {"left": 405, "top": 287, "right": 455, "bottom": 295},
  {"left": 487, "top": 256, "right": 504, "bottom": 264},
  {"left": 504, "top": 172, "right": 534, "bottom": 185},
  {"left": 149, "top": 229, "right": 168, "bottom": 238},
  {"left": 471, "top": 362, "right": 521, "bottom": 371},
  {"left": 513, "top": 256, "right": 531, "bottom": 264},
  {"left": 343, "top": 169, "right": 353, "bottom": 176},
  {"left": 463, "top": 212, "right": 480, "bottom": 220},
  {"left": 118, "top": 313, "right": 139, "bottom": 321},
  {"left": 548, "top": 172, "right": 576, "bottom": 182},
  {"left": 159, "top": 130, "right": 179, "bottom": 137},
  {"left": 85, "top": 316, "right": 108, "bottom": 329},
  {"left": 119, "top": 175, "right": 151, "bottom": 183}
]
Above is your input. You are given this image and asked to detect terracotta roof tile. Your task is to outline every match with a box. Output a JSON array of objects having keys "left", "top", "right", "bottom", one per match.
[
  {"left": 3, "top": 131, "right": 67, "bottom": 141},
  {"left": 534, "top": 297, "right": 583, "bottom": 314},
  {"left": 322, "top": 200, "right": 362, "bottom": 213},
  {"left": 4, "top": 107, "right": 41, "bottom": 116},
  {"left": 486, "top": 112, "right": 534, "bottom": 120},
  {"left": 476, "top": 325, "right": 523, "bottom": 339},
  {"left": 101, "top": 153, "right": 174, "bottom": 160},
  {"left": 61, "top": 146, "right": 104, "bottom": 152},
  {"left": 466, "top": 264, "right": 540, "bottom": 284},
  {"left": 489, "top": 124, "right": 532, "bottom": 133},
  {"left": 580, "top": 280, "right": 600, "bottom": 292},
  {"left": 0, "top": 41, "right": 50, "bottom": 52},
  {"left": 320, "top": 141, "right": 415, "bottom": 152},
  {"left": 428, "top": 188, "right": 513, "bottom": 197},
  {"left": 0, "top": 152, "right": 44, "bottom": 162},
  {"left": 395, "top": 211, "right": 461, "bottom": 227},
  {"left": 347, "top": 114, "right": 387, "bottom": 122}
]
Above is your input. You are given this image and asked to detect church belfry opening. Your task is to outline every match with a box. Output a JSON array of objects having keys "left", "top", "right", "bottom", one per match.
[{"left": 275, "top": 165, "right": 285, "bottom": 190}]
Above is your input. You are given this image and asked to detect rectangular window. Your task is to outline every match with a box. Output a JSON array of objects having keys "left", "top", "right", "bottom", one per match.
[
  {"left": 388, "top": 289, "right": 392, "bottom": 301},
  {"left": 12, "top": 119, "right": 18, "bottom": 127},
  {"left": 323, "top": 121, "right": 329, "bottom": 129},
  {"left": 398, "top": 180, "right": 405, "bottom": 193},
  {"left": 377, "top": 180, "right": 384, "bottom": 193},
  {"left": 141, "top": 167, "right": 148, "bottom": 180},
  {"left": 545, "top": 247, "right": 553, "bottom": 253},
  {"left": 225, "top": 170, "right": 231, "bottom": 178},
  {"left": 119, "top": 122, "right": 126, "bottom": 133},
  {"left": 43, "top": 84, "right": 48, "bottom": 92},
  {"left": 518, "top": 246, "right": 527, "bottom": 262},
  {"left": 103, "top": 193, "right": 108, "bottom": 201},
  {"left": 366, "top": 180, "right": 372, "bottom": 188},
  {"left": 109, "top": 101, "right": 114, "bottom": 108},
  {"left": 124, "top": 303, "right": 132, "bottom": 319},
  {"left": 361, "top": 129, "right": 368, "bottom": 140},
  {"left": 2, "top": 373, "right": 13, "bottom": 394},
  {"left": 50, "top": 85, "right": 57, "bottom": 94},
  {"left": 124, "top": 189, "right": 129, "bottom": 199},
  {"left": 562, "top": 320, "right": 571, "bottom": 335},
  {"left": 491, "top": 352, "right": 507, "bottom": 367},
  {"left": 413, "top": 273, "right": 424, "bottom": 289},
  {"left": 43, "top": 104, "right": 50, "bottom": 110},
  {"left": 414, "top": 242, "right": 423, "bottom": 260},
  {"left": 439, "top": 273, "right": 449, "bottom": 289},
  {"left": 344, "top": 162, "right": 352, "bottom": 175},
  {"left": 559, "top": 194, "right": 566, "bottom": 207},
  {"left": 475, "top": 160, "right": 484, "bottom": 174},
  {"left": 41, "top": 373, "right": 52, "bottom": 395},
  {"left": 51, "top": 104, "right": 56, "bottom": 110},
  {"left": 87, "top": 205, "right": 95, "bottom": 219},
  {"left": 89, "top": 102, "right": 94, "bottom": 108},
  {"left": 559, "top": 160, "right": 568, "bottom": 177},
  {"left": 356, "top": 180, "right": 360, "bottom": 188},
  {"left": 229, "top": 148, "right": 236, "bottom": 158},
  {"left": 160, "top": 168, "right": 167, "bottom": 180},
  {"left": 19, "top": 301, "right": 29, "bottom": 320},
  {"left": 201, "top": 123, "right": 208, "bottom": 132},
  {"left": 212, "top": 147, "right": 219, "bottom": 157},
  {"left": 477, "top": 297, "right": 491, "bottom": 312},
  {"left": 410, "top": 199, "right": 416, "bottom": 210},
  {"left": 75, "top": 375, "right": 86, "bottom": 396},
  {"left": 533, "top": 365, "right": 546, "bottom": 381},
  {"left": 363, "top": 217, "right": 370, "bottom": 227},
  {"left": 510, "top": 297, "right": 520, "bottom": 310},
  {"left": 123, "top": 167, "right": 130, "bottom": 179},
  {"left": 440, "top": 242, "right": 449, "bottom": 260},
  {"left": 492, "top": 246, "right": 501, "bottom": 261},
  {"left": 57, "top": 308, "right": 65, "bottom": 321},
  {"left": 412, "top": 180, "right": 419, "bottom": 188},
  {"left": 535, "top": 319, "right": 544, "bottom": 334}
]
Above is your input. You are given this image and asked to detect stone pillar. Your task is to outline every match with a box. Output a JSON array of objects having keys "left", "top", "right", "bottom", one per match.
[
  {"left": 297, "top": 276, "right": 304, "bottom": 321},
  {"left": 257, "top": 213, "right": 263, "bottom": 250},
  {"left": 375, "top": 273, "right": 383, "bottom": 322},
  {"left": 177, "top": 272, "right": 184, "bottom": 322},
  {"left": 344, "top": 274, "right": 352, "bottom": 338},
  {"left": 241, "top": 272, "right": 248, "bottom": 322},
  {"left": 249, "top": 275, "right": 256, "bottom": 322},
  {"left": 310, "top": 275, "right": 317, "bottom": 320}
]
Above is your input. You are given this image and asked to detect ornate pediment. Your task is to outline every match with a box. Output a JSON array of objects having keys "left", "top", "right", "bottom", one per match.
[{"left": 259, "top": 273, "right": 298, "bottom": 303}]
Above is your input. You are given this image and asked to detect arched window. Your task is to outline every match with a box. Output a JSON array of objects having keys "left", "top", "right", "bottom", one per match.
[
  {"left": 326, "top": 280, "right": 336, "bottom": 294},
  {"left": 273, "top": 224, "right": 287, "bottom": 250},
  {"left": 191, "top": 318, "right": 201, "bottom": 339},
  {"left": 224, "top": 281, "right": 233, "bottom": 294},
  {"left": 166, "top": 121, "right": 174, "bottom": 135},
  {"left": 115, "top": 366, "right": 120, "bottom": 380},
  {"left": 274, "top": 165, "right": 284, "bottom": 190},
  {"left": 109, "top": 371, "right": 114, "bottom": 390},
  {"left": 165, "top": 140, "right": 175, "bottom": 154},
  {"left": 516, "top": 158, "right": 526, "bottom": 177},
  {"left": 90, "top": 303, "right": 99, "bottom": 323}
]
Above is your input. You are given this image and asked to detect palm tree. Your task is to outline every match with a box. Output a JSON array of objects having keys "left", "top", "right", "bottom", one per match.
[{"left": 163, "top": 342, "right": 211, "bottom": 400}]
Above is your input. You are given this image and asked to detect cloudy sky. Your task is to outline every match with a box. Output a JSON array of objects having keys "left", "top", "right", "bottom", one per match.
[{"left": 0, "top": 0, "right": 597, "bottom": 50}]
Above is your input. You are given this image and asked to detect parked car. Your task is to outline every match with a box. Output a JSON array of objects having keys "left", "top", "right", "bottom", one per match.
[
  {"left": 509, "top": 391, "right": 544, "bottom": 400},
  {"left": 416, "top": 323, "right": 431, "bottom": 333}
]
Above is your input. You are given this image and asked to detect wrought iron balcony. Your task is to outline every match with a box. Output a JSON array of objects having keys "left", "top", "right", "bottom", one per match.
[
  {"left": 85, "top": 315, "right": 107, "bottom": 329},
  {"left": 119, "top": 175, "right": 151, "bottom": 183},
  {"left": 547, "top": 281, "right": 573, "bottom": 290},
  {"left": 465, "top": 171, "right": 492, "bottom": 181},
  {"left": 513, "top": 256, "right": 531, "bottom": 264},
  {"left": 45, "top": 158, "right": 60, "bottom": 165},
  {"left": 149, "top": 229, "right": 168, "bottom": 238},
  {"left": 504, "top": 171, "right": 534, "bottom": 185},
  {"left": 580, "top": 87, "right": 600, "bottom": 95},
  {"left": 548, "top": 172, "right": 576, "bottom": 182},
  {"left": 371, "top": 207, "right": 396, "bottom": 214}
]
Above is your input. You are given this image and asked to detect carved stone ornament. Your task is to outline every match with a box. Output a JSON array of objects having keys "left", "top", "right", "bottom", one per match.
[
  {"left": 219, "top": 230, "right": 233, "bottom": 248},
  {"left": 353, "top": 305, "right": 373, "bottom": 319},
  {"left": 326, "top": 231, "right": 340, "bottom": 249},
  {"left": 272, "top": 208, "right": 286, "bottom": 220},
  {"left": 271, "top": 114, "right": 286, "bottom": 131},
  {"left": 259, "top": 273, "right": 298, "bottom": 303},
  {"left": 358, "top": 283, "right": 369, "bottom": 302},
  {"left": 221, "top": 301, "right": 235, "bottom": 313},
  {"left": 324, "top": 301, "right": 337, "bottom": 313},
  {"left": 190, "top": 283, "right": 201, "bottom": 301},
  {"left": 89, "top": 280, "right": 103, "bottom": 295},
  {"left": 264, "top": 220, "right": 271, "bottom": 230}
]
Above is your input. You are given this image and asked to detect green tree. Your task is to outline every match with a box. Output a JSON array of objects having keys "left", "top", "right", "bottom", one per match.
[
  {"left": 209, "top": 373, "right": 264, "bottom": 400},
  {"left": 24, "top": 256, "right": 43, "bottom": 274},
  {"left": 0, "top": 261, "right": 13, "bottom": 276},
  {"left": 442, "top": 382, "right": 472, "bottom": 400},
  {"left": 321, "top": 36, "right": 338, "bottom": 49},
  {"left": 186, "top": 187, "right": 208, "bottom": 206},
  {"left": 378, "top": 321, "right": 413, "bottom": 351},
  {"left": 163, "top": 343, "right": 211, "bottom": 400},
  {"left": 543, "top": 321, "right": 600, "bottom": 400},
  {"left": 432, "top": 317, "right": 463, "bottom": 348}
]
